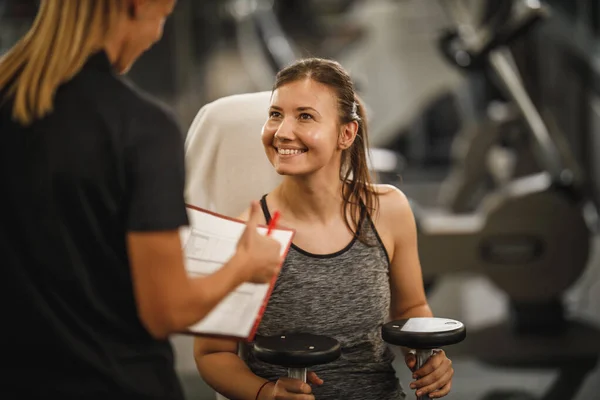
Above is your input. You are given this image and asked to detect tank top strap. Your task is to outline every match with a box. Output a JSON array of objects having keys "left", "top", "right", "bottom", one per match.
[
  {"left": 261, "top": 194, "right": 373, "bottom": 240},
  {"left": 259, "top": 194, "right": 272, "bottom": 223}
]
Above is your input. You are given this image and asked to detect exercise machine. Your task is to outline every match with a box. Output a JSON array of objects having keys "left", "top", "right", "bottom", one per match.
[
  {"left": 434, "top": 0, "right": 559, "bottom": 213},
  {"left": 410, "top": 0, "right": 600, "bottom": 398},
  {"left": 226, "top": 0, "right": 365, "bottom": 90}
]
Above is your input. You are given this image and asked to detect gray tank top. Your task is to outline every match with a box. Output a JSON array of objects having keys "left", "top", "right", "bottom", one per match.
[{"left": 245, "top": 195, "right": 406, "bottom": 400}]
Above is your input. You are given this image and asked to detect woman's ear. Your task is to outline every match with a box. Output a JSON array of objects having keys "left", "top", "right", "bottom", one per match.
[{"left": 338, "top": 121, "right": 359, "bottom": 150}]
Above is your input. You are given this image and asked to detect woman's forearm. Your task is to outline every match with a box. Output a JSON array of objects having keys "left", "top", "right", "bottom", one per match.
[
  {"left": 197, "top": 352, "right": 273, "bottom": 400},
  {"left": 173, "top": 257, "right": 248, "bottom": 330},
  {"left": 391, "top": 303, "right": 433, "bottom": 321}
]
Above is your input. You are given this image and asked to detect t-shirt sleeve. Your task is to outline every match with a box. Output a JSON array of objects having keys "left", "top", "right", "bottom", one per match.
[{"left": 124, "top": 105, "right": 189, "bottom": 231}]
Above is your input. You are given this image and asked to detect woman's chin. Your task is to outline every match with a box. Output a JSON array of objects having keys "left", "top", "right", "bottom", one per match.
[
  {"left": 275, "top": 168, "right": 294, "bottom": 176},
  {"left": 275, "top": 166, "right": 307, "bottom": 176}
]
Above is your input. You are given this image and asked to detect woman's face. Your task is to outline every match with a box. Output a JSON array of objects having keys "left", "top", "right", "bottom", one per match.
[{"left": 262, "top": 78, "right": 343, "bottom": 177}]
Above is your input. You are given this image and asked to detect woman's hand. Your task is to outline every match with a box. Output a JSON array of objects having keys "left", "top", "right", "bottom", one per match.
[
  {"left": 261, "top": 372, "right": 324, "bottom": 400},
  {"left": 405, "top": 349, "right": 453, "bottom": 398}
]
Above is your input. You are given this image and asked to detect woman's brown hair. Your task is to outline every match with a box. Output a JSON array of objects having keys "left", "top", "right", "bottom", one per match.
[{"left": 273, "top": 58, "right": 378, "bottom": 245}]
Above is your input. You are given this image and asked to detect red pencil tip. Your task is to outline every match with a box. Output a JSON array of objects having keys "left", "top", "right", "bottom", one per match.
[{"left": 267, "top": 211, "right": 281, "bottom": 235}]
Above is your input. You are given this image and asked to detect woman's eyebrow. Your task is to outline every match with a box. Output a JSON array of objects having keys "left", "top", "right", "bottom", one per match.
[
  {"left": 296, "top": 106, "right": 321, "bottom": 116},
  {"left": 269, "top": 105, "right": 322, "bottom": 117}
]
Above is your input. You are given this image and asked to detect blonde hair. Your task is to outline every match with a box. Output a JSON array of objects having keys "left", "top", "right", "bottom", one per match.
[{"left": 0, "top": 0, "right": 125, "bottom": 126}]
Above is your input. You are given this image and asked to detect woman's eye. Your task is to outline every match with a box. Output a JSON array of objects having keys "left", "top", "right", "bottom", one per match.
[
  {"left": 269, "top": 111, "right": 282, "bottom": 118},
  {"left": 299, "top": 113, "right": 313, "bottom": 120}
]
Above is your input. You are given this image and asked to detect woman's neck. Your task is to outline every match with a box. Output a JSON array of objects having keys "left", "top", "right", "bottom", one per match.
[
  {"left": 276, "top": 175, "right": 344, "bottom": 224},
  {"left": 103, "top": 17, "right": 135, "bottom": 74}
]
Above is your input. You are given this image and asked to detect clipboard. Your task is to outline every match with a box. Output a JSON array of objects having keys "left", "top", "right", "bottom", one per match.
[{"left": 179, "top": 204, "right": 294, "bottom": 341}]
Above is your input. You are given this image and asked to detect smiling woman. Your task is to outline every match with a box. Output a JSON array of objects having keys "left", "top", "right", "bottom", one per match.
[
  {"left": 262, "top": 60, "right": 376, "bottom": 244},
  {"left": 194, "top": 57, "right": 456, "bottom": 400}
]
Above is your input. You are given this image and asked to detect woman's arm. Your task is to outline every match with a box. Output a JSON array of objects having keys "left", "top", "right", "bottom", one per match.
[
  {"left": 375, "top": 185, "right": 432, "bottom": 359},
  {"left": 192, "top": 207, "right": 274, "bottom": 400},
  {"left": 379, "top": 186, "right": 433, "bottom": 321},
  {"left": 127, "top": 231, "right": 251, "bottom": 339},
  {"left": 193, "top": 206, "right": 318, "bottom": 400},
  {"left": 378, "top": 185, "right": 454, "bottom": 399},
  {"left": 127, "top": 192, "right": 280, "bottom": 339},
  {"left": 193, "top": 319, "right": 320, "bottom": 400},
  {"left": 194, "top": 337, "right": 275, "bottom": 400},
  {"left": 123, "top": 109, "right": 280, "bottom": 339}
]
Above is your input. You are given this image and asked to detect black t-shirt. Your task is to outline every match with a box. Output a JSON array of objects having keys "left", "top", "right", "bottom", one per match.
[{"left": 0, "top": 51, "right": 189, "bottom": 399}]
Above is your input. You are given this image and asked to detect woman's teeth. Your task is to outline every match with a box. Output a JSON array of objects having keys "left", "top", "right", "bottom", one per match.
[{"left": 278, "top": 148, "right": 306, "bottom": 155}]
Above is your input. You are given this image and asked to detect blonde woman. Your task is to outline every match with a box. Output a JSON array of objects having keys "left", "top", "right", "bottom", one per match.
[{"left": 0, "top": 1, "right": 281, "bottom": 398}]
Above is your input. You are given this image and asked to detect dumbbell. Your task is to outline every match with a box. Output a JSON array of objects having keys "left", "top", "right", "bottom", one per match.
[
  {"left": 382, "top": 317, "right": 466, "bottom": 400},
  {"left": 252, "top": 333, "right": 341, "bottom": 382}
]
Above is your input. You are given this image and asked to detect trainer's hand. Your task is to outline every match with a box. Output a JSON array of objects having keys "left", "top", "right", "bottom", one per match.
[{"left": 235, "top": 201, "right": 282, "bottom": 284}]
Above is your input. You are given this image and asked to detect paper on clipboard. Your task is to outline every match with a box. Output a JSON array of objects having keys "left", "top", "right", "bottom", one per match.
[{"left": 179, "top": 205, "right": 294, "bottom": 341}]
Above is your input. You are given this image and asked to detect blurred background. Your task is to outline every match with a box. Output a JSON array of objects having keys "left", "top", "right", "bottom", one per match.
[{"left": 2, "top": 0, "right": 600, "bottom": 399}]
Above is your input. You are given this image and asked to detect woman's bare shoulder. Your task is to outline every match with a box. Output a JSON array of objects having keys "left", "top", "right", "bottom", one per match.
[
  {"left": 372, "top": 183, "right": 407, "bottom": 201},
  {"left": 371, "top": 183, "right": 413, "bottom": 221}
]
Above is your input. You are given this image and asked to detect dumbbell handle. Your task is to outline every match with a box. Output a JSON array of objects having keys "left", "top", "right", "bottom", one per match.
[
  {"left": 287, "top": 350, "right": 433, "bottom": 388},
  {"left": 288, "top": 368, "right": 307, "bottom": 382},
  {"left": 415, "top": 349, "right": 435, "bottom": 400}
]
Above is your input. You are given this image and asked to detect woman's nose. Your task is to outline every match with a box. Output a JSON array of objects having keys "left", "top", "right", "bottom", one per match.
[{"left": 274, "top": 118, "right": 295, "bottom": 141}]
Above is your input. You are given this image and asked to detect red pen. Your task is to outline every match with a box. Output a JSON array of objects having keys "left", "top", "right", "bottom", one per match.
[{"left": 267, "top": 211, "right": 281, "bottom": 236}]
